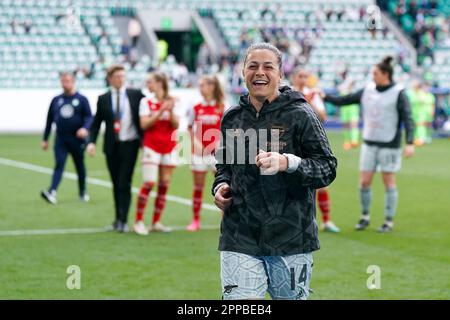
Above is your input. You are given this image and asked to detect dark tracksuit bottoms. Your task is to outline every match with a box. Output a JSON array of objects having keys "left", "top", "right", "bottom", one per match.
[{"left": 50, "top": 136, "right": 86, "bottom": 196}]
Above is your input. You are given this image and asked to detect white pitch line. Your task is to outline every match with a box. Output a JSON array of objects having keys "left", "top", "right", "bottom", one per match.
[
  {"left": 0, "top": 225, "right": 220, "bottom": 237},
  {"left": 0, "top": 227, "right": 106, "bottom": 236},
  {"left": 0, "top": 157, "right": 218, "bottom": 211}
]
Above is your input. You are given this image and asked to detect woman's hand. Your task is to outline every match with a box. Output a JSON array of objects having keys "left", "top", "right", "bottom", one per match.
[
  {"left": 255, "top": 150, "right": 288, "bottom": 175},
  {"left": 404, "top": 144, "right": 415, "bottom": 158},
  {"left": 214, "top": 184, "right": 232, "bottom": 211}
]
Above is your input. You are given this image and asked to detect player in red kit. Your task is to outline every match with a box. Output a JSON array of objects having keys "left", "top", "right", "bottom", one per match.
[
  {"left": 187, "top": 75, "right": 225, "bottom": 231},
  {"left": 291, "top": 66, "right": 340, "bottom": 233},
  {"left": 134, "top": 72, "right": 179, "bottom": 235}
]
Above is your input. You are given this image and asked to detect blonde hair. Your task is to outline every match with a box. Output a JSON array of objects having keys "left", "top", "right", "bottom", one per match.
[
  {"left": 291, "top": 66, "right": 318, "bottom": 88},
  {"left": 200, "top": 74, "right": 225, "bottom": 112}
]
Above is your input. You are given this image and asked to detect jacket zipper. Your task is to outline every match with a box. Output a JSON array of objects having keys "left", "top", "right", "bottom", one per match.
[{"left": 254, "top": 109, "right": 266, "bottom": 252}]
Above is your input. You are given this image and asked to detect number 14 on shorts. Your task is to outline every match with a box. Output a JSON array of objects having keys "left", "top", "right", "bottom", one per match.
[{"left": 290, "top": 264, "right": 308, "bottom": 290}]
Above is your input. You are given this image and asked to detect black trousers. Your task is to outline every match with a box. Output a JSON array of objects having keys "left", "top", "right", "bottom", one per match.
[{"left": 105, "top": 139, "right": 140, "bottom": 224}]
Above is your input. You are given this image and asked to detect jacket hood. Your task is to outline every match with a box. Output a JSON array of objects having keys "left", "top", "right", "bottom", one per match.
[{"left": 239, "top": 85, "right": 307, "bottom": 114}]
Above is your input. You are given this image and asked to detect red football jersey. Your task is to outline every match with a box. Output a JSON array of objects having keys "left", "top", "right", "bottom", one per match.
[
  {"left": 142, "top": 99, "right": 177, "bottom": 154},
  {"left": 190, "top": 102, "right": 223, "bottom": 149}
]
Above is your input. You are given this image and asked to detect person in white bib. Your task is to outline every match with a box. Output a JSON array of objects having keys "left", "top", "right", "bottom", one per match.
[{"left": 323, "top": 56, "right": 415, "bottom": 233}]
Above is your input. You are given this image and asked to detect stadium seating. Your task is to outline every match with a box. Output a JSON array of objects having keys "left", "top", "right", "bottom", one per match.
[
  {"left": 0, "top": 0, "right": 149, "bottom": 89},
  {"left": 383, "top": 0, "right": 450, "bottom": 87},
  {"left": 0, "top": 0, "right": 436, "bottom": 89}
]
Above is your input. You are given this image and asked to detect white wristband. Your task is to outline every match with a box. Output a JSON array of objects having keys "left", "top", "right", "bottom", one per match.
[
  {"left": 213, "top": 182, "right": 227, "bottom": 195},
  {"left": 283, "top": 153, "right": 302, "bottom": 173}
]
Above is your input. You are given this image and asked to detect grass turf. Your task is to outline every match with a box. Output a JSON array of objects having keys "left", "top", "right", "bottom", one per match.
[{"left": 0, "top": 132, "right": 449, "bottom": 299}]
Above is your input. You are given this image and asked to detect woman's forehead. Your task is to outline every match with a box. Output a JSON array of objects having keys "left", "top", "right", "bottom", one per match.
[
  {"left": 200, "top": 78, "right": 211, "bottom": 84},
  {"left": 246, "top": 49, "right": 278, "bottom": 63}
]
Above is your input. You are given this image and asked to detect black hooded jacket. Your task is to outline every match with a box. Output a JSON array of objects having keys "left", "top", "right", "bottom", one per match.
[{"left": 212, "top": 86, "right": 337, "bottom": 256}]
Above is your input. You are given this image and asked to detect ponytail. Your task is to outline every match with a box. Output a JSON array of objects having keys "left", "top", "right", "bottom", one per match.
[{"left": 376, "top": 56, "right": 394, "bottom": 81}]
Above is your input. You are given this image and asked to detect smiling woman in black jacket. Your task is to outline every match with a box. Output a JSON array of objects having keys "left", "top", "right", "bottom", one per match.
[{"left": 212, "top": 43, "right": 337, "bottom": 300}]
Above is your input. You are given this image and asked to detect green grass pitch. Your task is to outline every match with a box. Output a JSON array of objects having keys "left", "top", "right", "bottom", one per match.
[{"left": 0, "top": 132, "right": 449, "bottom": 299}]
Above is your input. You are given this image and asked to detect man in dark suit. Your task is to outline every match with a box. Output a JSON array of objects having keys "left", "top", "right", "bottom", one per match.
[{"left": 87, "top": 65, "right": 145, "bottom": 233}]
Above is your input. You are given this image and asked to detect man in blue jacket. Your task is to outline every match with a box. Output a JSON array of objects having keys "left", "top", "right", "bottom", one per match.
[{"left": 41, "top": 72, "right": 93, "bottom": 204}]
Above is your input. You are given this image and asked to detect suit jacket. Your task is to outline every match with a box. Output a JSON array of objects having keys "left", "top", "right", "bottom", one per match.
[{"left": 89, "top": 88, "right": 145, "bottom": 154}]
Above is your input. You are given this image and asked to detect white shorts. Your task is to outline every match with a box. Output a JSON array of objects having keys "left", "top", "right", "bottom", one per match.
[
  {"left": 360, "top": 143, "right": 402, "bottom": 173},
  {"left": 191, "top": 154, "right": 216, "bottom": 173},
  {"left": 142, "top": 147, "right": 178, "bottom": 167},
  {"left": 221, "top": 251, "right": 313, "bottom": 300},
  {"left": 141, "top": 147, "right": 178, "bottom": 182}
]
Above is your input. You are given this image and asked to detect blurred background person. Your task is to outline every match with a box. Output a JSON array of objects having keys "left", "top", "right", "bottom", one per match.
[
  {"left": 186, "top": 75, "right": 225, "bottom": 231},
  {"left": 407, "top": 79, "right": 436, "bottom": 145},
  {"left": 41, "top": 72, "right": 92, "bottom": 205},
  {"left": 133, "top": 72, "right": 179, "bottom": 235},
  {"left": 323, "top": 56, "right": 415, "bottom": 233},
  {"left": 291, "top": 66, "right": 340, "bottom": 233},
  {"left": 335, "top": 69, "right": 360, "bottom": 150},
  {"left": 87, "top": 65, "right": 145, "bottom": 233}
]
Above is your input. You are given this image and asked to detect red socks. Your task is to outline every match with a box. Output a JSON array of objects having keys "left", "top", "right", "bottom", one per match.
[
  {"left": 136, "top": 182, "right": 154, "bottom": 222},
  {"left": 317, "top": 189, "right": 331, "bottom": 223},
  {"left": 192, "top": 184, "right": 204, "bottom": 221},
  {"left": 152, "top": 182, "right": 169, "bottom": 224}
]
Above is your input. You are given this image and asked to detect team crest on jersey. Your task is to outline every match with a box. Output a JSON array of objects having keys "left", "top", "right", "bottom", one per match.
[
  {"left": 199, "top": 114, "right": 220, "bottom": 125},
  {"left": 58, "top": 98, "right": 64, "bottom": 106},
  {"left": 72, "top": 98, "right": 79, "bottom": 107},
  {"left": 60, "top": 104, "right": 74, "bottom": 119}
]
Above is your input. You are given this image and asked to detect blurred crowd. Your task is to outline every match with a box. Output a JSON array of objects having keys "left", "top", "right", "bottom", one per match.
[
  {"left": 380, "top": 0, "right": 450, "bottom": 65},
  {"left": 195, "top": 4, "right": 405, "bottom": 94},
  {"left": 60, "top": 2, "right": 450, "bottom": 98}
]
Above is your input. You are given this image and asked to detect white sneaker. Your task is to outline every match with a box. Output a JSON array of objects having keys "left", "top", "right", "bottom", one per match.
[
  {"left": 150, "top": 221, "right": 172, "bottom": 233},
  {"left": 41, "top": 190, "right": 57, "bottom": 204},
  {"left": 322, "top": 221, "right": 340, "bottom": 233},
  {"left": 134, "top": 221, "right": 149, "bottom": 236},
  {"left": 80, "top": 193, "right": 90, "bottom": 202}
]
